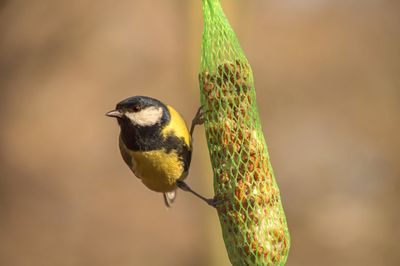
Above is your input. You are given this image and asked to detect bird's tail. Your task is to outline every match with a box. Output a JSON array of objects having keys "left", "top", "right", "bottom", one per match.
[{"left": 163, "top": 190, "right": 177, "bottom": 207}]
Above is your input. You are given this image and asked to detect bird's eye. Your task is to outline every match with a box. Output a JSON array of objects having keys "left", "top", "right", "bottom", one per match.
[{"left": 131, "top": 105, "right": 141, "bottom": 112}]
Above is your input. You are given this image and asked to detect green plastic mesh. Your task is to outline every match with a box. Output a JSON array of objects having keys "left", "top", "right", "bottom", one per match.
[{"left": 199, "top": 1, "right": 290, "bottom": 265}]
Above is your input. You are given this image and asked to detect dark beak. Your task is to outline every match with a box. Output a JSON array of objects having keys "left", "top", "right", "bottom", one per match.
[{"left": 106, "top": 110, "right": 123, "bottom": 118}]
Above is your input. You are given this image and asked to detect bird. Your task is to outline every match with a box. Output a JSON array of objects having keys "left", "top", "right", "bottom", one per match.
[{"left": 106, "top": 96, "right": 215, "bottom": 207}]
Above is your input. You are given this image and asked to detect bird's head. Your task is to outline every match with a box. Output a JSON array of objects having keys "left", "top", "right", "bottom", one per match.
[{"left": 106, "top": 96, "right": 169, "bottom": 128}]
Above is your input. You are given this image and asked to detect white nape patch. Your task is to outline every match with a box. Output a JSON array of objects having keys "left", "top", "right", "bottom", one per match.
[{"left": 125, "top": 106, "right": 163, "bottom": 127}]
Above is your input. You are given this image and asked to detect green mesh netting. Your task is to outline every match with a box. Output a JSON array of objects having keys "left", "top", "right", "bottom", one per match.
[{"left": 199, "top": 1, "right": 290, "bottom": 265}]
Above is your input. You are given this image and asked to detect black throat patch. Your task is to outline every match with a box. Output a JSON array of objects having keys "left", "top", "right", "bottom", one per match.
[{"left": 119, "top": 118, "right": 192, "bottom": 173}]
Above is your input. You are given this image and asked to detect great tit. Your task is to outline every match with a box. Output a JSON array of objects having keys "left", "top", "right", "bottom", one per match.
[{"left": 106, "top": 96, "right": 215, "bottom": 207}]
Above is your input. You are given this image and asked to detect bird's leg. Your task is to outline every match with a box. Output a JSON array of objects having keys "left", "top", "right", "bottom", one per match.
[
  {"left": 176, "top": 180, "right": 218, "bottom": 208},
  {"left": 185, "top": 107, "right": 219, "bottom": 208},
  {"left": 190, "top": 106, "right": 205, "bottom": 137}
]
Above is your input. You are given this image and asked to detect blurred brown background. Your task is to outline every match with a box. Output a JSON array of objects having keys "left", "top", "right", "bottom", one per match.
[{"left": 0, "top": 0, "right": 399, "bottom": 265}]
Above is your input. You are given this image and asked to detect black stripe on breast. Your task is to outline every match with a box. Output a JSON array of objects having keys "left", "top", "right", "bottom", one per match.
[
  {"left": 120, "top": 124, "right": 192, "bottom": 173},
  {"left": 163, "top": 135, "right": 192, "bottom": 173}
]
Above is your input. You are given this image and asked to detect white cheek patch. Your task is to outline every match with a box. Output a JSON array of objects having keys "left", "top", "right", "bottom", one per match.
[{"left": 125, "top": 106, "right": 163, "bottom": 127}]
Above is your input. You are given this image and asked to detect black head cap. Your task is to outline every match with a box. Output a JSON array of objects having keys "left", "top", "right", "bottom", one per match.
[
  {"left": 116, "top": 96, "right": 166, "bottom": 113},
  {"left": 106, "top": 96, "right": 170, "bottom": 129}
]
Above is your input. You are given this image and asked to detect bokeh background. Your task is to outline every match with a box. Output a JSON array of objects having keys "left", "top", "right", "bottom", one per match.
[{"left": 1, "top": 0, "right": 399, "bottom": 265}]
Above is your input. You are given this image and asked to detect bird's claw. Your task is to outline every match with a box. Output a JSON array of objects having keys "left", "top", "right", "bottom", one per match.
[
  {"left": 190, "top": 106, "right": 208, "bottom": 137},
  {"left": 206, "top": 197, "right": 221, "bottom": 208},
  {"left": 193, "top": 106, "right": 206, "bottom": 125}
]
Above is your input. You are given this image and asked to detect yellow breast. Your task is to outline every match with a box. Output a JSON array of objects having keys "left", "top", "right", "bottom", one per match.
[
  {"left": 161, "top": 105, "right": 191, "bottom": 147},
  {"left": 130, "top": 149, "right": 184, "bottom": 192}
]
